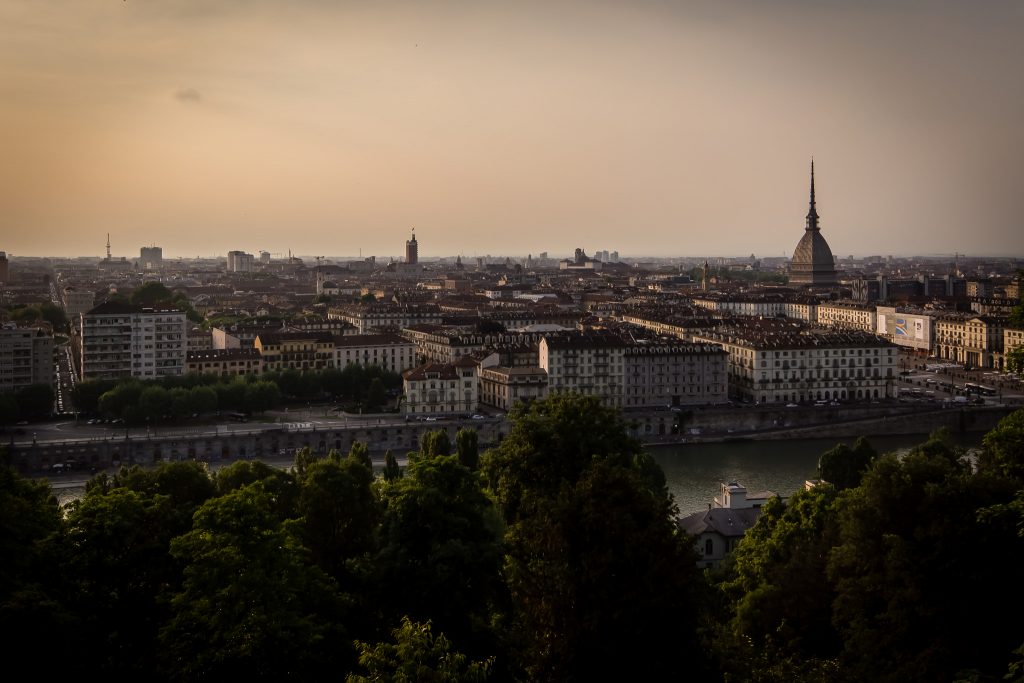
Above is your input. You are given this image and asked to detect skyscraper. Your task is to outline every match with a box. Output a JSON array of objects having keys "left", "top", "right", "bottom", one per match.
[
  {"left": 788, "top": 160, "right": 837, "bottom": 286},
  {"left": 405, "top": 229, "right": 418, "bottom": 265}
]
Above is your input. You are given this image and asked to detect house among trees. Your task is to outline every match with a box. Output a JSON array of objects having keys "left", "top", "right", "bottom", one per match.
[{"left": 678, "top": 480, "right": 780, "bottom": 569}]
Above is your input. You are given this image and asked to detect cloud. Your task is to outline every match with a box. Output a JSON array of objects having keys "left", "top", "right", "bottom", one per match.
[{"left": 174, "top": 88, "right": 202, "bottom": 103}]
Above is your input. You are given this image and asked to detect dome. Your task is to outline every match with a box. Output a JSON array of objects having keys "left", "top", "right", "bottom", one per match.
[{"left": 789, "top": 230, "right": 836, "bottom": 285}]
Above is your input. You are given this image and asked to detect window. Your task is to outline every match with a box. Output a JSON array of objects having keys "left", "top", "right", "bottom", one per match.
[{"left": 704, "top": 538, "right": 713, "bottom": 556}]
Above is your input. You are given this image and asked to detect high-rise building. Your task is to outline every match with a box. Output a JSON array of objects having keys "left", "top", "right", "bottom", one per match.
[
  {"left": 227, "top": 250, "right": 255, "bottom": 273},
  {"left": 788, "top": 161, "right": 837, "bottom": 286},
  {"left": 139, "top": 246, "right": 163, "bottom": 269},
  {"left": 405, "top": 229, "right": 418, "bottom": 265},
  {"left": 0, "top": 324, "right": 54, "bottom": 392},
  {"left": 78, "top": 301, "right": 187, "bottom": 381},
  {"left": 0, "top": 251, "right": 8, "bottom": 283}
]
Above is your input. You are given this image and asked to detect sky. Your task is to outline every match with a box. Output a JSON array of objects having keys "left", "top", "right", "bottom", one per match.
[{"left": 2, "top": 0, "right": 1023, "bottom": 261}]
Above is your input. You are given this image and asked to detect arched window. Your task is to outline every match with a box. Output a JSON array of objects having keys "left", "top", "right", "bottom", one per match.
[{"left": 704, "top": 538, "right": 713, "bottom": 556}]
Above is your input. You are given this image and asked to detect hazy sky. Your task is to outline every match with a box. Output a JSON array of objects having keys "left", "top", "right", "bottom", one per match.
[{"left": 2, "top": 0, "right": 1023, "bottom": 260}]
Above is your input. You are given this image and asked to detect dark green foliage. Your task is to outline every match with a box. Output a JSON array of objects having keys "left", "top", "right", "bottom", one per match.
[
  {"left": 383, "top": 450, "right": 403, "bottom": 481},
  {"left": 826, "top": 430, "right": 1024, "bottom": 682},
  {"left": 161, "top": 484, "right": 351, "bottom": 679},
  {"left": 348, "top": 616, "right": 494, "bottom": 683},
  {"left": 374, "top": 453, "right": 504, "bottom": 660},
  {"left": 366, "top": 377, "right": 386, "bottom": 410},
  {"left": 482, "top": 393, "right": 710, "bottom": 681},
  {"left": 817, "top": 436, "right": 876, "bottom": 490},
  {"left": 0, "top": 462, "right": 66, "bottom": 663},
  {"left": 456, "top": 428, "right": 479, "bottom": 470},
  {"left": 129, "top": 281, "right": 173, "bottom": 306},
  {"left": 291, "top": 454, "right": 380, "bottom": 582},
  {"left": 716, "top": 486, "right": 843, "bottom": 666},
  {"left": 15, "top": 383, "right": 55, "bottom": 419},
  {"left": 420, "top": 429, "right": 452, "bottom": 457},
  {"left": 348, "top": 441, "right": 373, "bottom": 470},
  {"left": 978, "top": 409, "right": 1024, "bottom": 481}
]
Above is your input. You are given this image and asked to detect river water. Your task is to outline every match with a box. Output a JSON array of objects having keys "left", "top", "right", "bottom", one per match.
[
  {"left": 653, "top": 431, "right": 985, "bottom": 516},
  {"left": 53, "top": 432, "right": 985, "bottom": 515}
]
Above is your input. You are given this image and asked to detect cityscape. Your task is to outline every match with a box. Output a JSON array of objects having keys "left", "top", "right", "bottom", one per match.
[{"left": 3, "top": 1, "right": 1024, "bottom": 681}]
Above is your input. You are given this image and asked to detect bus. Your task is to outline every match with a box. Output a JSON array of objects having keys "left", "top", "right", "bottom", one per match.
[{"left": 964, "top": 383, "right": 996, "bottom": 396}]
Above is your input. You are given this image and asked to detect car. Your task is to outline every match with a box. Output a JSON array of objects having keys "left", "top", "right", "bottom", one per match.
[
  {"left": 471, "top": 414, "right": 486, "bottom": 420},
  {"left": 424, "top": 417, "right": 438, "bottom": 422},
  {"left": 16, "top": 420, "right": 28, "bottom": 426},
  {"left": 785, "top": 403, "right": 798, "bottom": 408}
]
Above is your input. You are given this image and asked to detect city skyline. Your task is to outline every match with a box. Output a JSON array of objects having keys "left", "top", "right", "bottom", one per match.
[{"left": 3, "top": 1, "right": 1024, "bottom": 259}]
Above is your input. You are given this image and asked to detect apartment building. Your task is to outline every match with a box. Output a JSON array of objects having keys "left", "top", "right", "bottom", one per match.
[
  {"left": 254, "top": 331, "right": 334, "bottom": 372},
  {"left": 690, "top": 325, "right": 898, "bottom": 404},
  {"left": 78, "top": 302, "right": 187, "bottom": 381},
  {"left": 0, "top": 324, "right": 54, "bottom": 392},
  {"left": 933, "top": 314, "right": 1006, "bottom": 369},
  {"left": 186, "top": 348, "right": 263, "bottom": 377},
  {"left": 62, "top": 286, "right": 96, "bottom": 323},
  {"left": 478, "top": 365, "right": 548, "bottom": 411},
  {"left": 333, "top": 333, "right": 417, "bottom": 373},
  {"left": 622, "top": 341, "right": 728, "bottom": 408},
  {"left": 329, "top": 303, "right": 443, "bottom": 333},
  {"left": 816, "top": 302, "right": 877, "bottom": 332},
  {"left": 402, "top": 356, "right": 478, "bottom": 415}
]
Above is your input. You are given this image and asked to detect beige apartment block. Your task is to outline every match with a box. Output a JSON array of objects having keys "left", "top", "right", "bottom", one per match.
[{"left": 691, "top": 326, "right": 898, "bottom": 404}]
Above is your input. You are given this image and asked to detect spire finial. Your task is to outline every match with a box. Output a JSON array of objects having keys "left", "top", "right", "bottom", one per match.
[{"left": 805, "top": 159, "right": 819, "bottom": 231}]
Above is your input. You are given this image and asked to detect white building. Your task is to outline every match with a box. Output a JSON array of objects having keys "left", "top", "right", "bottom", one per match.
[
  {"left": 333, "top": 333, "right": 417, "bottom": 374},
  {"left": 691, "top": 324, "right": 898, "bottom": 404},
  {"left": 78, "top": 302, "right": 187, "bottom": 381},
  {"left": 402, "top": 356, "right": 478, "bottom": 415}
]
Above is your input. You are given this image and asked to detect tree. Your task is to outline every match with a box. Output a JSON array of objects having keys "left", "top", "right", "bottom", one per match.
[
  {"left": 348, "top": 441, "right": 373, "bottom": 470},
  {"left": 827, "top": 430, "right": 1024, "bottom": 681},
  {"left": 61, "top": 487, "right": 180, "bottom": 676},
  {"left": 480, "top": 394, "right": 710, "bottom": 681},
  {"left": 817, "top": 436, "right": 876, "bottom": 490},
  {"left": 160, "top": 484, "right": 351, "bottom": 679},
  {"left": 455, "top": 428, "right": 479, "bottom": 470},
  {"left": 0, "top": 458, "right": 71, "bottom": 668},
  {"left": 713, "top": 486, "right": 843, "bottom": 676},
  {"left": 977, "top": 408, "right": 1024, "bottom": 481},
  {"left": 347, "top": 617, "right": 494, "bottom": 683},
  {"left": 373, "top": 453, "right": 504, "bottom": 660},
  {"left": 138, "top": 385, "right": 172, "bottom": 422},
  {"left": 129, "top": 281, "right": 173, "bottom": 307},
  {"left": 366, "top": 377, "right": 386, "bottom": 410},
  {"left": 420, "top": 429, "right": 451, "bottom": 457},
  {"left": 0, "top": 393, "right": 18, "bottom": 427},
  {"left": 1007, "top": 346, "right": 1024, "bottom": 375},
  {"left": 15, "top": 383, "right": 55, "bottom": 419},
  {"left": 39, "top": 302, "right": 68, "bottom": 331},
  {"left": 383, "top": 450, "right": 403, "bottom": 481}
]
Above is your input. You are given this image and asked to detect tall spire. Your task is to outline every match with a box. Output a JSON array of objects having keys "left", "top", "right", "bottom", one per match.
[{"left": 805, "top": 158, "right": 819, "bottom": 232}]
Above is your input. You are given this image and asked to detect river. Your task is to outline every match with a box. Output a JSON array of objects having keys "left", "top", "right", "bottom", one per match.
[
  {"left": 52, "top": 432, "right": 985, "bottom": 514},
  {"left": 652, "top": 431, "right": 985, "bottom": 516}
]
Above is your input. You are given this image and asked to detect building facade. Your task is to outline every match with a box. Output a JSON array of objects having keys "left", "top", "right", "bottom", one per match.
[
  {"left": 691, "top": 325, "right": 898, "bottom": 404},
  {"left": 333, "top": 333, "right": 417, "bottom": 374},
  {"left": 186, "top": 348, "right": 263, "bottom": 377},
  {"left": 79, "top": 302, "right": 187, "bottom": 381},
  {"left": 402, "top": 357, "right": 478, "bottom": 415},
  {"left": 0, "top": 324, "right": 54, "bottom": 392}
]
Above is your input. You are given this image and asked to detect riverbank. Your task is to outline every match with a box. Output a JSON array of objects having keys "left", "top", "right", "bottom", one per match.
[{"left": 641, "top": 403, "right": 1016, "bottom": 447}]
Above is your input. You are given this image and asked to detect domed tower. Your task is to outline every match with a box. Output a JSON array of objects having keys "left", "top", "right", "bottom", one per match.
[{"left": 788, "top": 160, "right": 836, "bottom": 286}]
